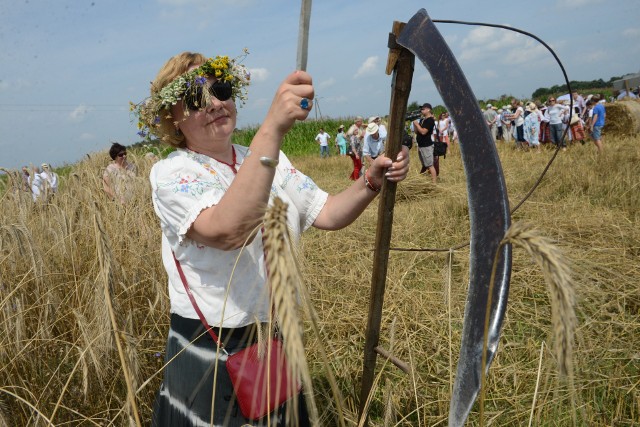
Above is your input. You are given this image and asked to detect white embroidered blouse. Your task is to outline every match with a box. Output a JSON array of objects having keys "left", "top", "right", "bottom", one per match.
[{"left": 150, "top": 145, "right": 328, "bottom": 328}]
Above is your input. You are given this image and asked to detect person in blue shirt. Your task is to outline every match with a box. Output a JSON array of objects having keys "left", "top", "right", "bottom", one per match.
[{"left": 588, "top": 95, "right": 605, "bottom": 154}]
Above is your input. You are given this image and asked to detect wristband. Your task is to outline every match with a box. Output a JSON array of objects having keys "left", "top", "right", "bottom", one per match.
[{"left": 364, "top": 169, "right": 381, "bottom": 192}]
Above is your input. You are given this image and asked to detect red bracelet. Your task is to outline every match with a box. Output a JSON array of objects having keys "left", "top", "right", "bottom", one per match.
[{"left": 364, "top": 169, "right": 381, "bottom": 192}]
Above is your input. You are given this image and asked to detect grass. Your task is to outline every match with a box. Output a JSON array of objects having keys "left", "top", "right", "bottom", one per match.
[{"left": 0, "top": 125, "right": 638, "bottom": 426}]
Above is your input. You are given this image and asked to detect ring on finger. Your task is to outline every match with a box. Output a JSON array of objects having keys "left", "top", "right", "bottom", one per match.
[{"left": 300, "top": 97, "right": 312, "bottom": 110}]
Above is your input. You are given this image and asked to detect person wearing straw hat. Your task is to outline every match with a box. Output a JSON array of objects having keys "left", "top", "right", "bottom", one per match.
[
  {"left": 362, "top": 121, "right": 386, "bottom": 167},
  {"left": 368, "top": 115, "right": 387, "bottom": 139},
  {"left": 132, "top": 50, "right": 410, "bottom": 426},
  {"left": 40, "top": 163, "right": 59, "bottom": 195},
  {"left": 523, "top": 102, "right": 541, "bottom": 151}
]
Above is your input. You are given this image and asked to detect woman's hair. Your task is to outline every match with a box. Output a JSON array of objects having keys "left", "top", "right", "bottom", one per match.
[
  {"left": 109, "top": 142, "right": 127, "bottom": 160},
  {"left": 150, "top": 52, "right": 208, "bottom": 148}
]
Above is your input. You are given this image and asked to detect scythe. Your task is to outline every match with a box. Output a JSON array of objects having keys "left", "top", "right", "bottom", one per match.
[
  {"left": 358, "top": 8, "right": 512, "bottom": 427},
  {"left": 398, "top": 9, "right": 513, "bottom": 426}
]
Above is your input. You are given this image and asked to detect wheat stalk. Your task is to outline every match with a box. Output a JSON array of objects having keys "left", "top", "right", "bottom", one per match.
[
  {"left": 263, "top": 197, "right": 320, "bottom": 426},
  {"left": 480, "top": 221, "right": 576, "bottom": 425},
  {"left": 91, "top": 202, "right": 142, "bottom": 427},
  {"left": 501, "top": 221, "right": 575, "bottom": 379}
]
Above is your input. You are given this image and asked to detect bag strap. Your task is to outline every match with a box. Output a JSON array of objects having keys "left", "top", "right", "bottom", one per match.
[{"left": 172, "top": 252, "right": 223, "bottom": 347}]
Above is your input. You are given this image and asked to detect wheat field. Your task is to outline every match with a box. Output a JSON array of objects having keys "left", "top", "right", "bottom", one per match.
[{"left": 0, "top": 133, "right": 638, "bottom": 426}]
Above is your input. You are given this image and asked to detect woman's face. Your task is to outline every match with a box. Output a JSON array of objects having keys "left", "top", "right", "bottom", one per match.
[
  {"left": 171, "top": 77, "right": 237, "bottom": 148},
  {"left": 115, "top": 150, "right": 127, "bottom": 165}
]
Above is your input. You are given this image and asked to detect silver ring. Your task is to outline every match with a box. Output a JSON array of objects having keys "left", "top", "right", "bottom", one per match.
[{"left": 300, "top": 97, "right": 311, "bottom": 110}]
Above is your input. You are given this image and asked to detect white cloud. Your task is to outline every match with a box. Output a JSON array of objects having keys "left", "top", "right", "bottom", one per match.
[
  {"left": 480, "top": 69, "right": 498, "bottom": 78},
  {"left": 318, "top": 78, "right": 335, "bottom": 89},
  {"left": 502, "top": 40, "right": 549, "bottom": 65},
  {"left": 459, "top": 27, "right": 522, "bottom": 62},
  {"left": 623, "top": 28, "right": 640, "bottom": 37},
  {"left": 248, "top": 68, "right": 269, "bottom": 82},
  {"left": 354, "top": 56, "right": 379, "bottom": 78},
  {"left": 459, "top": 27, "right": 549, "bottom": 66},
  {"left": 556, "top": 0, "right": 602, "bottom": 7},
  {"left": 79, "top": 133, "right": 95, "bottom": 141},
  {"left": 579, "top": 49, "right": 607, "bottom": 63},
  {"left": 328, "top": 95, "right": 348, "bottom": 104},
  {"left": 69, "top": 105, "right": 94, "bottom": 122},
  {"left": 0, "top": 78, "right": 31, "bottom": 92}
]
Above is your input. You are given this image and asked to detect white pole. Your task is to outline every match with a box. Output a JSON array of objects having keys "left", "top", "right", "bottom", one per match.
[{"left": 296, "top": 0, "right": 312, "bottom": 71}]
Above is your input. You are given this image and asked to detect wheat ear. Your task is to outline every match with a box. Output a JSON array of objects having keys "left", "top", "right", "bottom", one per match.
[{"left": 263, "top": 197, "right": 320, "bottom": 426}]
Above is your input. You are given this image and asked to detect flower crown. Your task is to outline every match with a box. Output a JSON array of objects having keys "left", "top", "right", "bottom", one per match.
[{"left": 131, "top": 49, "right": 250, "bottom": 139}]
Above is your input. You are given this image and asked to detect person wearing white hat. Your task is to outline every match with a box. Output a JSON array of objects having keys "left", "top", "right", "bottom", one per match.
[
  {"left": 335, "top": 124, "right": 348, "bottom": 156},
  {"left": 40, "top": 163, "right": 59, "bottom": 195},
  {"left": 368, "top": 116, "right": 387, "bottom": 139},
  {"left": 500, "top": 105, "right": 513, "bottom": 144},
  {"left": 483, "top": 103, "right": 498, "bottom": 141},
  {"left": 362, "top": 121, "right": 386, "bottom": 166},
  {"left": 523, "top": 102, "right": 541, "bottom": 151}
]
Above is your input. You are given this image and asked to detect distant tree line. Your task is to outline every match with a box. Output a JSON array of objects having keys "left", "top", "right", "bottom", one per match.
[
  {"left": 531, "top": 75, "right": 624, "bottom": 99},
  {"left": 406, "top": 74, "right": 627, "bottom": 114}
]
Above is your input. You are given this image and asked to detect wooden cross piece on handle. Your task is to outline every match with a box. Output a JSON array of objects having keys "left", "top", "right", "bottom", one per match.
[{"left": 357, "top": 20, "right": 414, "bottom": 427}]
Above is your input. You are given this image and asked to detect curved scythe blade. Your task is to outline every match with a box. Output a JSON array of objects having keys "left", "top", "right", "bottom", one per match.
[{"left": 397, "top": 9, "right": 512, "bottom": 426}]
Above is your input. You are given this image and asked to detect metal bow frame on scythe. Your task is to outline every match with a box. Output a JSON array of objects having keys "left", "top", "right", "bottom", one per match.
[{"left": 358, "top": 9, "right": 512, "bottom": 427}]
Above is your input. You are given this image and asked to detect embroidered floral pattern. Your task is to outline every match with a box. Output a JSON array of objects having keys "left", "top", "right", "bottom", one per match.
[
  {"left": 297, "top": 176, "right": 317, "bottom": 193},
  {"left": 157, "top": 173, "right": 224, "bottom": 197}
]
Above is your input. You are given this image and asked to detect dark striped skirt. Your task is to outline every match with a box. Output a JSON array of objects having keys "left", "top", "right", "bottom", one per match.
[{"left": 152, "top": 314, "right": 310, "bottom": 427}]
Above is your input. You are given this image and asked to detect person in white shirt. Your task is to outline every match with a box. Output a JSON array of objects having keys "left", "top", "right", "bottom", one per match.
[
  {"left": 28, "top": 166, "right": 44, "bottom": 202},
  {"left": 544, "top": 96, "right": 570, "bottom": 149},
  {"left": 368, "top": 116, "right": 387, "bottom": 139},
  {"left": 362, "top": 122, "right": 386, "bottom": 166},
  {"left": 616, "top": 89, "right": 638, "bottom": 100},
  {"left": 315, "top": 127, "right": 331, "bottom": 158},
  {"left": 40, "top": 163, "right": 59, "bottom": 195},
  {"left": 138, "top": 50, "right": 410, "bottom": 425}
]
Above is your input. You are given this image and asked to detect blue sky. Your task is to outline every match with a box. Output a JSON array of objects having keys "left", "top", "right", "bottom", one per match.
[{"left": 1, "top": 0, "right": 638, "bottom": 170}]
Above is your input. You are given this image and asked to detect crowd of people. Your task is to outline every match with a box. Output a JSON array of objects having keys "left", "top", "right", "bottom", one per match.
[
  {"left": 14, "top": 142, "right": 139, "bottom": 204},
  {"left": 486, "top": 91, "right": 607, "bottom": 154},
  {"left": 19, "top": 163, "right": 59, "bottom": 202},
  {"left": 316, "top": 88, "right": 615, "bottom": 186}
]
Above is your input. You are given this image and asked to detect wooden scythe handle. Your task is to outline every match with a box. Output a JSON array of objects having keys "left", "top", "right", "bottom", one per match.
[{"left": 358, "top": 21, "right": 414, "bottom": 426}]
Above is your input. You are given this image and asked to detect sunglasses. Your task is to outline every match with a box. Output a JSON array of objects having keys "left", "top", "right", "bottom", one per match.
[
  {"left": 117, "top": 152, "right": 127, "bottom": 158},
  {"left": 184, "top": 80, "right": 233, "bottom": 111},
  {"left": 549, "top": 99, "right": 556, "bottom": 102}
]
